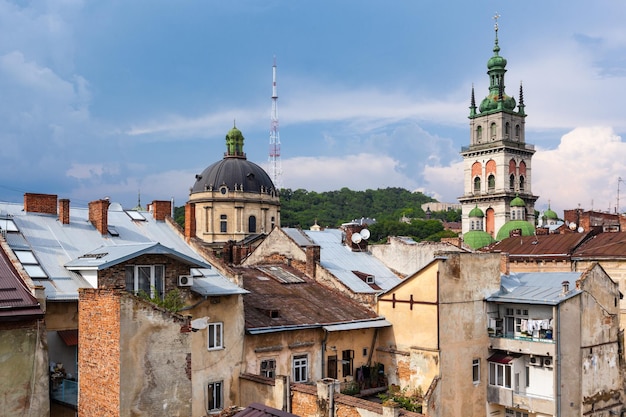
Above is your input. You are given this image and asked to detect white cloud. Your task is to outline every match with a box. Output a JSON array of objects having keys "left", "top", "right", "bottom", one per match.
[{"left": 533, "top": 127, "right": 626, "bottom": 216}]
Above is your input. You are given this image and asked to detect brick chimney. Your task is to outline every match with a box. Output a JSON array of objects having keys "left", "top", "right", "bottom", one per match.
[
  {"left": 306, "top": 245, "right": 320, "bottom": 278},
  {"left": 59, "top": 199, "right": 70, "bottom": 225},
  {"left": 24, "top": 193, "right": 57, "bottom": 215},
  {"left": 88, "top": 199, "right": 110, "bottom": 235},
  {"left": 184, "top": 202, "right": 196, "bottom": 242},
  {"left": 151, "top": 200, "right": 172, "bottom": 221}
]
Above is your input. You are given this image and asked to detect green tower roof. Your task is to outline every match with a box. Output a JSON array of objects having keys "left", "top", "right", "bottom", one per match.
[
  {"left": 496, "top": 220, "right": 536, "bottom": 241},
  {"left": 510, "top": 195, "right": 526, "bottom": 207},
  {"left": 464, "top": 230, "right": 495, "bottom": 250},
  {"left": 469, "top": 205, "right": 484, "bottom": 218}
]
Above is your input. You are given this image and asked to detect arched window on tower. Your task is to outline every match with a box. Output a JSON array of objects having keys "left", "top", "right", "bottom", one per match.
[
  {"left": 511, "top": 210, "right": 516, "bottom": 220},
  {"left": 476, "top": 126, "right": 482, "bottom": 142},
  {"left": 248, "top": 215, "right": 257, "bottom": 233},
  {"left": 271, "top": 216, "right": 276, "bottom": 230},
  {"left": 519, "top": 176, "right": 525, "bottom": 192},
  {"left": 515, "top": 124, "right": 520, "bottom": 138},
  {"left": 474, "top": 177, "right": 481, "bottom": 194},
  {"left": 505, "top": 122, "right": 510, "bottom": 138},
  {"left": 509, "top": 174, "right": 515, "bottom": 191},
  {"left": 490, "top": 122, "right": 497, "bottom": 140},
  {"left": 488, "top": 174, "right": 495, "bottom": 192}
]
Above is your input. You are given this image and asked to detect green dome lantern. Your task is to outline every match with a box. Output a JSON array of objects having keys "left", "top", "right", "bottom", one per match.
[
  {"left": 510, "top": 195, "right": 526, "bottom": 207},
  {"left": 464, "top": 230, "right": 495, "bottom": 250},
  {"left": 469, "top": 205, "right": 485, "bottom": 218}
]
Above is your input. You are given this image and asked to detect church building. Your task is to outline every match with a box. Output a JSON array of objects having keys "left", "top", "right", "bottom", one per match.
[
  {"left": 185, "top": 125, "right": 280, "bottom": 247},
  {"left": 459, "top": 17, "right": 538, "bottom": 244}
]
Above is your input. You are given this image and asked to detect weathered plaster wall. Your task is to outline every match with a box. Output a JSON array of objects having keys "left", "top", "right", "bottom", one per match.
[
  {"left": 190, "top": 294, "right": 245, "bottom": 416},
  {"left": 369, "top": 239, "right": 462, "bottom": 276},
  {"left": 0, "top": 322, "right": 49, "bottom": 417},
  {"left": 45, "top": 301, "right": 78, "bottom": 330}
]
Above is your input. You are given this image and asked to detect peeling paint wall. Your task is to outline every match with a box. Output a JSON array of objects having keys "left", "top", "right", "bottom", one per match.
[{"left": 370, "top": 239, "right": 462, "bottom": 276}]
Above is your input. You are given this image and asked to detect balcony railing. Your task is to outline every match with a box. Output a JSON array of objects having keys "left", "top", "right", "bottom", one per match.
[
  {"left": 488, "top": 330, "right": 554, "bottom": 344},
  {"left": 50, "top": 378, "right": 78, "bottom": 409}
]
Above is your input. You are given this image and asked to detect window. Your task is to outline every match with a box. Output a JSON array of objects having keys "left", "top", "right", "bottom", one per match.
[
  {"left": 271, "top": 216, "right": 276, "bottom": 230},
  {"left": 220, "top": 215, "right": 227, "bottom": 233},
  {"left": 248, "top": 215, "right": 257, "bottom": 233},
  {"left": 472, "top": 359, "right": 480, "bottom": 383},
  {"left": 505, "top": 122, "right": 510, "bottom": 137},
  {"left": 519, "top": 176, "right": 525, "bottom": 192},
  {"left": 525, "top": 366, "right": 530, "bottom": 387},
  {"left": 509, "top": 174, "right": 515, "bottom": 191},
  {"left": 515, "top": 124, "right": 521, "bottom": 137},
  {"left": 489, "top": 362, "right": 512, "bottom": 388},
  {"left": 293, "top": 354, "right": 308, "bottom": 383},
  {"left": 506, "top": 409, "right": 528, "bottom": 417},
  {"left": 476, "top": 126, "right": 482, "bottom": 141},
  {"left": 490, "top": 122, "right": 497, "bottom": 139},
  {"left": 207, "top": 381, "right": 223, "bottom": 412},
  {"left": 342, "top": 350, "right": 354, "bottom": 377},
  {"left": 474, "top": 177, "right": 481, "bottom": 194},
  {"left": 207, "top": 322, "right": 223, "bottom": 350},
  {"left": 327, "top": 355, "right": 337, "bottom": 379},
  {"left": 260, "top": 359, "right": 276, "bottom": 378},
  {"left": 125, "top": 265, "right": 164, "bottom": 299},
  {"left": 488, "top": 174, "right": 495, "bottom": 192}
]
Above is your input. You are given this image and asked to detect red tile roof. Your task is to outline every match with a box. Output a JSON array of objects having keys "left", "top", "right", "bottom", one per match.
[
  {"left": 237, "top": 265, "right": 378, "bottom": 331},
  {"left": 0, "top": 244, "right": 44, "bottom": 321}
]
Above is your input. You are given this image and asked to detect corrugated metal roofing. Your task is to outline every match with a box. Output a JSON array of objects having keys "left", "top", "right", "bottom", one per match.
[
  {"left": 0, "top": 200, "right": 241, "bottom": 301},
  {"left": 283, "top": 228, "right": 401, "bottom": 293},
  {"left": 57, "top": 329, "right": 78, "bottom": 346},
  {"left": 487, "top": 272, "right": 582, "bottom": 305},
  {"left": 487, "top": 232, "right": 593, "bottom": 258},
  {"left": 572, "top": 232, "right": 626, "bottom": 259},
  {"left": 322, "top": 319, "right": 392, "bottom": 332}
]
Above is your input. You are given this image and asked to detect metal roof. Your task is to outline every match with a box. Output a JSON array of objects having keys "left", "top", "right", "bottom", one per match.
[
  {"left": 0, "top": 200, "right": 240, "bottom": 301},
  {"left": 322, "top": 318, "right": 392, "bottom": 332},
  {"left": 487, "top": 232, "right": 593, "bottom": 258},
  {"left": 190, "top": 268, "right": 249, "bottom": 296},
  {"left": 487, "top": 272, "right": 582, "bottom": 305},
  {"left": 0, "top": 244, "right": 44, "bottom": 320},
  {"left": 234, "top": 403, "right": 300, "bottom": 417},
  {"left": 572, "top": 232, "right": 626, "bottom": 259},
  {"left": 283, "top": 228, "right": 401, "bottom": 293}
]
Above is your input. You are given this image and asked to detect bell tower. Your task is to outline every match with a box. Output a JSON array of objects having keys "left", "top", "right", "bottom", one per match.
[{"left": 459, "top": 14, "right": 538, "bottom": 237}]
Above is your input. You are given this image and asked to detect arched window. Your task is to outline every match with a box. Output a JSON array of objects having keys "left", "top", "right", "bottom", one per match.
[
  {"left": 271, "top": 216, "right": 276, "bottom": 230},
  {"left": 220, "top": 214, "right": 227, "bottom": 233},
  {"left": 509, "top": 174, "right": 515, "bottom": 191},
  {"left": 471, "top": 220, "right": 475, "bottom": 230},
  {"left": 248, "top": 215, "right": 257, "bottom": 233},
  {"left": 474, "top": 177, "right": 481, "bottom": 194},
  {"left": 490, "top": 122, "right": 497, "bottom": 139},
  {"left": 511, "top": 210, "right": 516, "bottom": 220},
  {"left": 488, "top": 174, "right": 495, "bottom": 192},
  {"left": 505, "top": 122, "right": 510, "bottom": 137},
  {"left": 519, "top": 176, "right": 525, "bottom": 192},
  {"left": 515, "top": 124, "right": 520, "bottom": 137},
  {"left": 476, "top": 126, "right": 482, "bottom": 142}
]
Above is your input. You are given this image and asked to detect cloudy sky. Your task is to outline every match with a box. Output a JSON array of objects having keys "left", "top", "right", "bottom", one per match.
[{"left": 0, "top": 1, "right": 625, "bottom": 217}]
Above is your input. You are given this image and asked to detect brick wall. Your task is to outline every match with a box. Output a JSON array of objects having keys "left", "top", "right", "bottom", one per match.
[
  {"left": 88, "top": 199, "right": 110, "bottom": 235},
  {"left": 151, "top": 200, "right": 172, "bottom": 221},
  {"left": 59, "top": 199, "right": 70, "bottom": 225},
  {"left": 24, "top": 193, "right": 57, "bottom": 215},
  {"left": 185, "top": 202, "right": 196, "bottom": 241},
  {"left": 78, "top": 288, "right": 121, "bottom": 417}
]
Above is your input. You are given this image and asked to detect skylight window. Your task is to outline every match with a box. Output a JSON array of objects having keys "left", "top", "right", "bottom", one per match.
[
  {"left": 126, "top": 211, "right": 146, "bottom": 221},
  {"left": 14, "top": 249, "right": 48, "bottom": 279},
  {"left": 0, "top": 218, "right": 18, "bottom": 232}
]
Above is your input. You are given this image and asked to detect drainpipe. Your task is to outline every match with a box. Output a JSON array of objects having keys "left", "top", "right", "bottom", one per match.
[
  {"left": 556, "top": 304, "right": 561, "bottom": 416},
  {"left": 322, "top": 329, "right": 329, "bottom": 378}
]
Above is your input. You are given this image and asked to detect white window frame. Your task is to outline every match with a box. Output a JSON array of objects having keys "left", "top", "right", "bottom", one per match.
[
  {"left": 489, "top": 362, "right": 512, "bottom": 389},
  {"left": 207, "top": 322, "right": 223, "bottom": 350},
  {"left": 127, "top": 264, "right": 164, "bottom": 299},
  {"left": 207, "top": 380, "right": 223, "bottom": 412},
  {"left": 472, "top": 358, "right": 480, "bottom": 384},
  {"left": 293, "top": 354, "right": 308, "bottom": 383}
]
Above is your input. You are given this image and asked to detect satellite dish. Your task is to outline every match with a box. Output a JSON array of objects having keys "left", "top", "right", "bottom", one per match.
[
  {"left": 191, "top": 317, "right": 209, "bottom": 330},
  {"left": 569, "top": 222, "right": 577, "bottom": 230},
  {"left": 577, "top": 226, "right": 584, "bottom": 233},
  {"left": 351, "top": 232, "right": 362, "bottom": 244},
  {"left": 361, "top": 229, "right": 370, "bottom": 240}
]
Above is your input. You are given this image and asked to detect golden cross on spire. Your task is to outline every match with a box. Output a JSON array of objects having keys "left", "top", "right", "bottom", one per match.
[{"left": 493, "top": 12, "right": 500, "bottom": 32}]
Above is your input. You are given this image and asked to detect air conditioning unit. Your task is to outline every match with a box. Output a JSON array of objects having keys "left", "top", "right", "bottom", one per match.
[
  {"left": 178, "top": 275, "right": 193, "bottom": 287},
  {"left": 529, "top": 356, "right": 540, "bottom": 366},
  {"left": 542, "top": 357, "right": 553, "bottom": 368}
]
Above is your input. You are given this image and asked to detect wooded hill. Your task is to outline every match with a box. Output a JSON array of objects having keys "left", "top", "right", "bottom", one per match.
[{"left": 174, "top": 187, "right": 461, "bottom": 243}]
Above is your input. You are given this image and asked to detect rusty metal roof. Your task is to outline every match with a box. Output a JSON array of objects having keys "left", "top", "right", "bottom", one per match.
[
  {"left": 486, "top": 232, "right": 594, "bottom": 259},
  {"left": 0, "top": 244, "right": 44, "bottom": 320},
  {"left": 237, "top": 264, "right": 381, "bottom": 334},
  {"left": 572, "top": 232, "right": 626, "bottom": 259}
]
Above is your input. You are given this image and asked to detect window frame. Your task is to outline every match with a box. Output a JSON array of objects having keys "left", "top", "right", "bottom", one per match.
[
  {"left": 293, "top": 354, "right": 309, "bottom": 383},
  {"left": 125, "top": 264, "right": 165, "bottom": 299},
  {"left": 472, "top": 358, "right": 480, "bottom": 384},
  {"left": 220, "top": 214, "right": 227, "bottom": 233},
  {"left": 342, "top": 349, "right": 354, "bottom": 377},
  {"left": 207, "top": 380, "right": 223, "bottom": 412},
  {"left": 207, "top": 322, "right": 224, "bottom": 350},
  {"left": 260, "top": 359, "right": 276, "bottom": 379},
  {"left": 489, "top": 362, "right": 512, "bottom": 389}
]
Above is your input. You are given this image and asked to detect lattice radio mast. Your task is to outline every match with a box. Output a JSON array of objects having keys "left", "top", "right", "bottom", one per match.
[{"left": 268, "top": 56, "right": 282, "bottom": 190}]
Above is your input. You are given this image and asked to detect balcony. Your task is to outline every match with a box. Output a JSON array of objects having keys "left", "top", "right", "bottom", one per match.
[
  {"left": 488, "top": 386, "right": 554, "bottom": 415},
  {"left": 50, "top": 378, "right": 78, "bottom": 409},
  {"left": 488, "top": 331, "right": 555, "bottom": 357}
]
